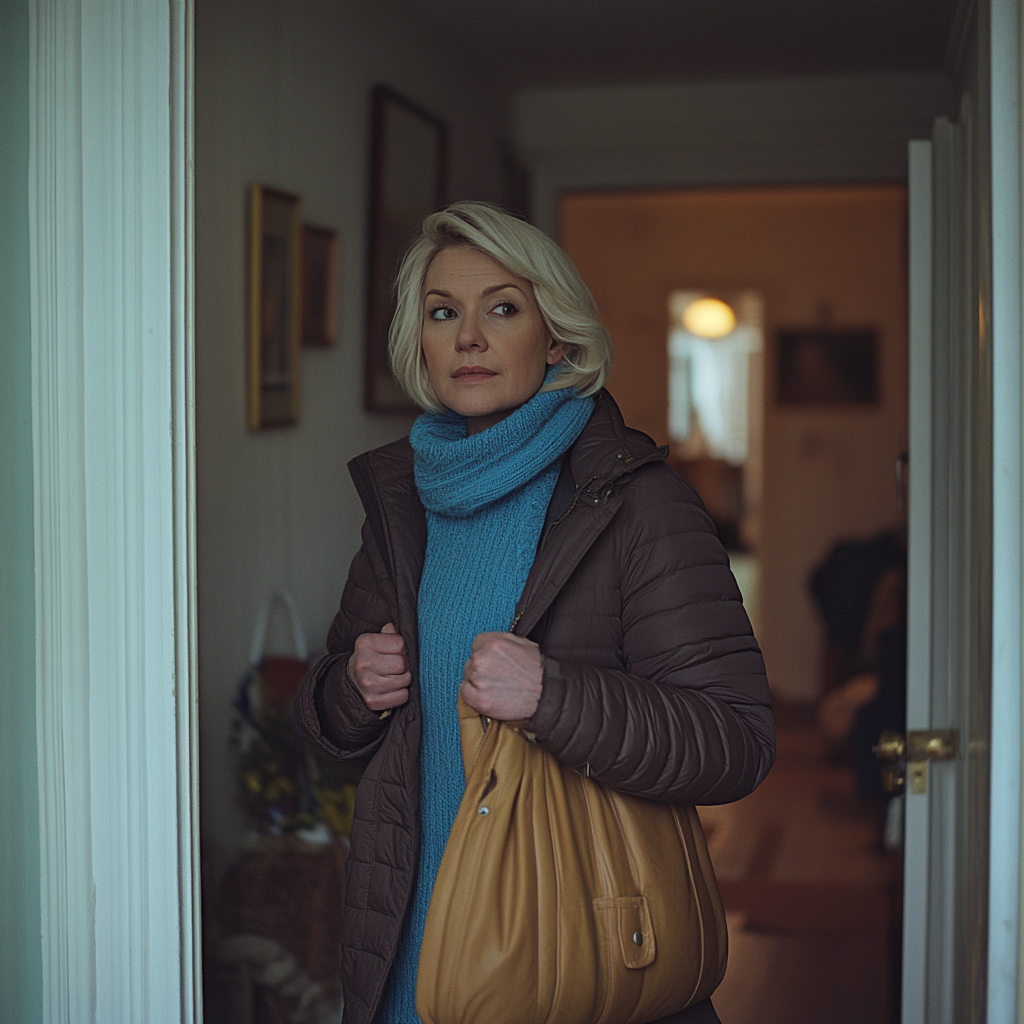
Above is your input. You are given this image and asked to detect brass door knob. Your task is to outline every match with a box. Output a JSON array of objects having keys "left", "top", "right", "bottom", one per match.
[
  {"left": 872, "top": 730, "right": 906, "bottom": 764},
  {"left": 873, "top": 729, "right": 959, "bottom": 796}
]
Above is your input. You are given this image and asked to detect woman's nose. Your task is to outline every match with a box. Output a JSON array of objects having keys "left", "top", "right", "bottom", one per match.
[{"left": 455, "top": 314, "right": 487, "bottom": 352}]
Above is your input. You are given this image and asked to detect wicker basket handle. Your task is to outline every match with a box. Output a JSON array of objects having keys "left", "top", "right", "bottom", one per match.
[{"left": 249, "top": 591, "right": 309, "bottom": 667}]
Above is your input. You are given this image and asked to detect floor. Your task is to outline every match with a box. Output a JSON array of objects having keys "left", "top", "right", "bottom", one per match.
[{"left": 701, "top": 704, "right": 902, "bottom": 1024}]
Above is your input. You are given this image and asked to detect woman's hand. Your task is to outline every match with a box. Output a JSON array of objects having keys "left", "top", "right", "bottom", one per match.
[
  {"left": 347, "top": 622, "right": 411, "bottom": 712},
  {"left": 461, "top": 632, "right": 543, "bottom": 721}
]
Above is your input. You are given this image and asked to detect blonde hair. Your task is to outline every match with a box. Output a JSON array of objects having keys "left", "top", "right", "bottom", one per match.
[{"left": 388, "top": 201, "right": 613, "bottom": 412}]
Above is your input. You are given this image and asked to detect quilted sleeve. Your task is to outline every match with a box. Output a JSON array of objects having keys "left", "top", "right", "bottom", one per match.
[
  {"left": 529, "top": 467, "right": 775, "bottom": 805},
  {"left": 294, "top": 519, "right": 396, "bottom": 769}
]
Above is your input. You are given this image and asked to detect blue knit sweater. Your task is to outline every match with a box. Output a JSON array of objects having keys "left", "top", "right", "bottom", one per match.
[{"left": 375, "top": 381, "right": 594, "bottom": 1023}]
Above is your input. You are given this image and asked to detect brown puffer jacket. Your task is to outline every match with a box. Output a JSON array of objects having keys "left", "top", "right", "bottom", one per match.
[{"left": 296, "top": 390, "right": 775, "bottom": 1024}]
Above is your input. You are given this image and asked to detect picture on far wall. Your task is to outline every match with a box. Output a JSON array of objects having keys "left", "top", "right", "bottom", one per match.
[
  {"left": 365, "top": 85, "right": 448, "bottom": 412},
  {"left": 302, "top": 223, "right": 339, "bottom": 348},
  {"left": 776, "top": 328, "right": 879, "bottom": 405},
  {"left": 248, "top": 184, "right": 302, "bottom": 428}
]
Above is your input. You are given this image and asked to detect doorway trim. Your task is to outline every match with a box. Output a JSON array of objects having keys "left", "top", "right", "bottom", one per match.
[
  {"left": 904, "top": 137, "right": 933, "bottom": 1024},
  {"left": 987, "top": 0, "right": 1022, "bottom": 1016},
  {"left": 29, "top": 2, "right": 199, "bottom": 1020}
]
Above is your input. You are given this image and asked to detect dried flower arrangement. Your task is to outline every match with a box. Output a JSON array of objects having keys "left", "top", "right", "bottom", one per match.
[{"left": 232, "top": 654, "right": 358, "bottom": 841}]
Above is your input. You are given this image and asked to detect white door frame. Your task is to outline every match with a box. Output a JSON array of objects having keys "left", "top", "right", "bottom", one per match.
[
  {"left": 987, "top": 0, "right": 1022, "bottom": 1017},
  {"left": 904, "top": 137, "right": 933, "bottom": 1024},
  {"left": 29, "top": 2, "right": 199, "bottom": 1021}
]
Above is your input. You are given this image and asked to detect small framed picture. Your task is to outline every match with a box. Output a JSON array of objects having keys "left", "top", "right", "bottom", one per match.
[
  {"left": 776, "top": 328, "right": 879, "bottom": 405},
  {"left": 248, "top": 184, "right": 302, "bottom": 429},
  {"left": 365, "top": 85, "right": 447, "bottom": 412},
  {"left": 302, "top": 223, "right": 339, "bottom": 348}
]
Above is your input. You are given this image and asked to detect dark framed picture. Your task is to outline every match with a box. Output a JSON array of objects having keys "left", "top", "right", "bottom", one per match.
[
  {"left": 365, "top": 85, "right": 448, "bottom": 412},
  {"left": 302, "top": 223, "right": 339, "bottom": 348},
  {"left": 776, "top": 328, "right": 879, "bottom": 405},
  {"left": 248, "top": 184, "right": 302, "bottom": 428}
]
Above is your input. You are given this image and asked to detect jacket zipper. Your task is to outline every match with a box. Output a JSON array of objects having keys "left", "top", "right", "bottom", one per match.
[
  {"left": 487, "top": 455, "right": 648, "bottom": 726},
  {"left": 508, "top": 471, "right": 615, "bottom": 640},
  {"left": 550, "top": 474, "right": 600, "bottom": 528}
]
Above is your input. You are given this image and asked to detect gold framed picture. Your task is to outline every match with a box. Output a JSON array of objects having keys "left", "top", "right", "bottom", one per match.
[
  {"left": 248, "top": 184, "right": 302, "bottom": 429},
  {"left": 301, "top": 223, "right": 339, "bottom": 348}
]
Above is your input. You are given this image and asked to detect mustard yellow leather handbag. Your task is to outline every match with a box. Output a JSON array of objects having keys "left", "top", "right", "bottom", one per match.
[{"left": 416, "top": 697, "right": 728, "bottom": 1024}]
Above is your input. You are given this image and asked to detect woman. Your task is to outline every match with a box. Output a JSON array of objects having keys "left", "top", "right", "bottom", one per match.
[{"left": 297, "top": 201, "right": 775, "bottom": 1024}]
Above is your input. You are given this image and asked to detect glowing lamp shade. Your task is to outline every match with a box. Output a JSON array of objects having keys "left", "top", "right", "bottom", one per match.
[{"left": 682, "top": 297, "right": 736, "bottom": 338}]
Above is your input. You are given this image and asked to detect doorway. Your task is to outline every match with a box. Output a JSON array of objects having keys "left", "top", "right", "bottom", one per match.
[{"left": 561, "top": 184, "right": 908, "bottom": 1022}]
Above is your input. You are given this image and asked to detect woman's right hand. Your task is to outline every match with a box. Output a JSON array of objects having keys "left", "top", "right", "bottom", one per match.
[{"left": 347, "top": 622, "right": 411, "bottom": 712}]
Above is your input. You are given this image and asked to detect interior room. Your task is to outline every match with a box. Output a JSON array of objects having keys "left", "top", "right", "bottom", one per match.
[{"left": 190, "top": 1, "right": 955, "bottom": 1021}]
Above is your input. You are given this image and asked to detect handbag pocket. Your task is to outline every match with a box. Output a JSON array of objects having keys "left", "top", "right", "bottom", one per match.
[{"left": 593, "top": 895, "right": 656, "bottom": 970}]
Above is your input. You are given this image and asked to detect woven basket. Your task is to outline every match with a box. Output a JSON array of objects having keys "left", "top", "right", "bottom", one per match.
[{"left": 219, "top": 836, "right": 348, "bottom": 994}]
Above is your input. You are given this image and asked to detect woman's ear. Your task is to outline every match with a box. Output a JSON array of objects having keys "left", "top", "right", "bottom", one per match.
[{"left": 546, "top": 338, "right": 567, "bottom": 365}]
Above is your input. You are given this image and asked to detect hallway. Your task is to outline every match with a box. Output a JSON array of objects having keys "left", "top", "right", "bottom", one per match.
[{"left": 706, "top": 704, "right": 900, "bottom": 1024}]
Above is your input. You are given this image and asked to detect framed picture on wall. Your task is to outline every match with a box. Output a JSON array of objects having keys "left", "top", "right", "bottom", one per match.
[
  {"left": 302, "top": 223, "right": 339, "bottom": 348},
  {"left": 248, "top": 184, "right": 303, "bottom": 428},
  {"left": 365, "top": 85, "right": 447, "bottom": 412},
  {"left": 776, "top": 328, "right": 879, "bottom": 405}
]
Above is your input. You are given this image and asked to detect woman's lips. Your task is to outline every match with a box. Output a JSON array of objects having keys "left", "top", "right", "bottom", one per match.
[{"left": 452, "top": 366, "right": 497, "bottom": 383}]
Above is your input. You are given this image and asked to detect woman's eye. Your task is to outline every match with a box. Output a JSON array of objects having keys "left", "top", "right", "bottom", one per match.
[
  {"left": 492, "top": 301, "right": 518, "bottom": 316},
  {"left": 429, "top": 306, "right": 457, "bottom": 321}
]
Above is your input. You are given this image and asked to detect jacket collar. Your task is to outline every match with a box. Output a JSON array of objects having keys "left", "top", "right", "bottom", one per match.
[
  {"left": 348, "top": 389, "right": 668, "bottom": 638},
  {"left": 569, "top": 389, "right": 668, "bottom": 492},
  {"left": 351, "top": 389, "right": 666, "bottom": 524}
]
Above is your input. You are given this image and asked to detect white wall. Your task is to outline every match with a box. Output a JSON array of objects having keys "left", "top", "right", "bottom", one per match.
[
  {"left": 195, "top": 0, "right": 508, "bottom": 885},
  {"left": 512, "top": 74, "right": 953, "bottom": 235}
]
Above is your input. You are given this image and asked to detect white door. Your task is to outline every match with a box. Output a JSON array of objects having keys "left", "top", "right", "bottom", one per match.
[
  {"left": 903, "top": 112, "right": 997, "bottom": 1022},
  {"left": 903, "top": 0, "right": 1024, "bottom": 1011},
  {"left": 905, "top": 116, "right": 990, "bottom": 1024}
]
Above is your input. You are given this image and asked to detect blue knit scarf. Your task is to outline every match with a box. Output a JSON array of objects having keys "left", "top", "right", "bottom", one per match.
[{"left": 376, "top": 378, "right": 594, "bottom": 1024}]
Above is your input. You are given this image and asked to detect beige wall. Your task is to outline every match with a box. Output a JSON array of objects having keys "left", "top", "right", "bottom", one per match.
[
  {"left": 561, "top": 185, "right": 908, "bottom": 702},
  {"left": 195, "top": 0, "right": 508, "bottom": 883}
]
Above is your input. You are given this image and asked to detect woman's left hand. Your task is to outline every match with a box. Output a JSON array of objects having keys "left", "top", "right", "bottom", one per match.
[{"left": 461, "top": 632, "right": 543, "bottom": 721}]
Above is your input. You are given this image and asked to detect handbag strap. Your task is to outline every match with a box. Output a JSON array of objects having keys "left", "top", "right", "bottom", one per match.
[{"left": 248, "top": 591, "right": 308, "bottom": 668}]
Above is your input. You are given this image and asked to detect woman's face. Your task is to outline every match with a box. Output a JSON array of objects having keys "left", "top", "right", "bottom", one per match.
[{"left": 421, "top": 247, "right": 565, "bottom": 434}]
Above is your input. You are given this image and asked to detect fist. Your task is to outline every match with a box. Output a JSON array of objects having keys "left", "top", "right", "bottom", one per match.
[
  {"left": 348, "top": 622, "right": 410, "bottom": 712},
  {"left": 460, "top": 632, "right": 543, "bottom": 721}
]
